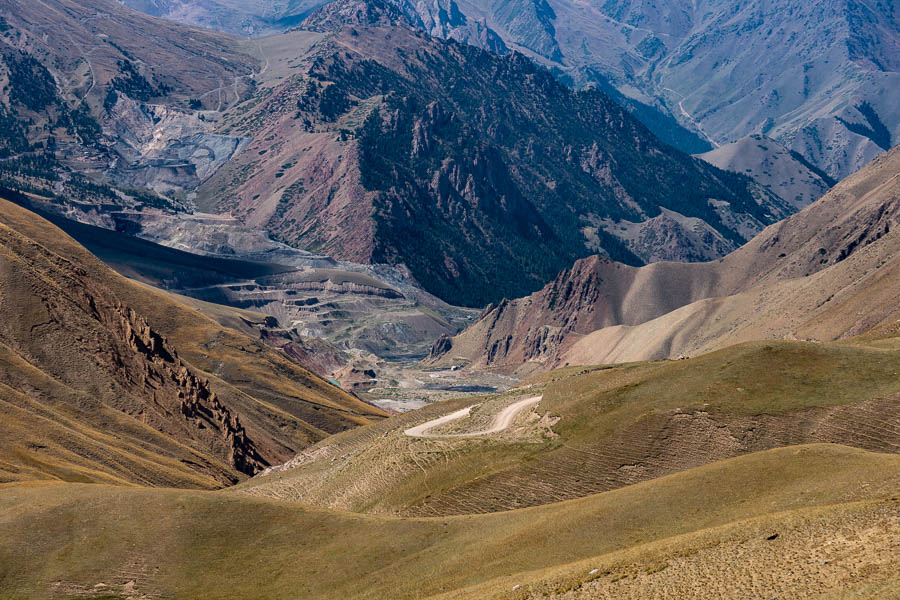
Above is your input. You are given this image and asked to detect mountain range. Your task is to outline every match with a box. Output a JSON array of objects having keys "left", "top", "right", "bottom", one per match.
[
  {"left": 124, "top": 0, "right": 900, "bottom": 185},
  {"left": 1, "top": 0, "right": 900, "bottom": 598},
  {"left": 390, "top": 0, "right": 900, "bottom": 182},
  {"left": 430, "top": 145, "right": 900, "bottom": 372},
  {"left": 197, "top": 18, "right": 788, "bottom": 306},
  {"left": 2, "top": 0, "right": 798, "bottom": 308}
]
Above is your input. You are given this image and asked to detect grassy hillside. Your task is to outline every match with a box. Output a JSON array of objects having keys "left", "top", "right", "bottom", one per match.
[
  {"left": 240, "top": 339, "right": 900, "bottom": 515},
  {"left": 0, "top": 197, "right": 386, "bottom": 486},
  {"left": 0, "top": 445, "right": 897, "bottom": 599}
]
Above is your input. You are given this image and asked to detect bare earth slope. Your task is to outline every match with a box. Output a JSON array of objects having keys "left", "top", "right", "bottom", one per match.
[
  {"left": 0, "top": 197, "right": 386, "bottom": 486},
  {"left": 431, "top": 145, "right": 900, "bottom": 372}
]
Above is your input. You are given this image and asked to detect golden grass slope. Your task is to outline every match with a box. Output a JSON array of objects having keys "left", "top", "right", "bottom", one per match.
[
  {"left": 0, "top": 444, "right": 897, "bottom": 599},
  {"left": 0, "top": 197, "right": 386, "bottom": 486},
  {"left": 238, "top": 339, "right": 900, "bottom": 516}
]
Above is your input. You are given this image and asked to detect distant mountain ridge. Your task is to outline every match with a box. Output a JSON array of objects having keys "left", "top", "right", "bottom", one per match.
[
  {"left": 386, "top": 0, "right": 900, "bottom": 181},
  {"left": 197, "top": 17, "right": 789, "bottom": 306},
  {"left": 115, "top": 0, "right": 900, "bottom": 184},
  {"left": 430, "top": 145, "right": 900, "bottom": 370},
  {"left": 117, "top": 0, "right": 325, "bottom": 35}
]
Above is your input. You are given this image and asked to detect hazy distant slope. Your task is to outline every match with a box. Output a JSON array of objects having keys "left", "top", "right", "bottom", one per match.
[
  {"left": 699, "top": 134, "right": 832, "bottom": 211},
  {"left": 119, "top": 0, "right": 324, "bottom": 35},
  {"left": 432, "top": 145, "right": 900, "bottom": 371},
  {"left": 410, "top": 0, "right": 900, "bottom": 181},
  {"left": 2, "top": 0, "right": 257, "bottom": 103},
  {"left": 0, "top": 197, "right": 386, "bottom": 486},
  {"left": 0, "top": 0, "right": 261, "bottom": 200}
]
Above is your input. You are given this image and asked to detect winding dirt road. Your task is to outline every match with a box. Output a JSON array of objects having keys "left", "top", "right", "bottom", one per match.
[{"left": 404, "top": 395, "right": 542, "bottom": 438}]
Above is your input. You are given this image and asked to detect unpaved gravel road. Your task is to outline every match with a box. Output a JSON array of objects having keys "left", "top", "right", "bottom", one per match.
[{"left": 404, "top": 395, "right": 542, "bottom": 438}]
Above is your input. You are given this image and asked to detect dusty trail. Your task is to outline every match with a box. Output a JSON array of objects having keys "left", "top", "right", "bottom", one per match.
[
  {"left": 662, "top": 86, "right": 720, "bottom": 148},
  {"left": 404, "top": 395, "right": 542, "bottom": 438}
]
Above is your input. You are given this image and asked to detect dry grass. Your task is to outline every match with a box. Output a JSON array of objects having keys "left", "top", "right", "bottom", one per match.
[
  {"left": 1, "top": 444, "right": 899, "bottom": 599},
  {"left": 241, "top": 339, "right": 900, "bottom": 515}
]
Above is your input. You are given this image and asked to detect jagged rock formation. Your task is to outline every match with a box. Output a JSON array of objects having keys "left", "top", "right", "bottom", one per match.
[
  {"left": 0, "top": 197, "right": 387, "bottom": 486},
  {"left": 118, "top": 304, "right": 269, "bottom": 476},
  {"left": 430, "top": 145, "right": 900, "bottom": 371},
  {"left": 427, "top": 333, "right": 453, "bottom": 361},
  {"left": 0, "top": 213, "right": 262, "bottom": 482}
]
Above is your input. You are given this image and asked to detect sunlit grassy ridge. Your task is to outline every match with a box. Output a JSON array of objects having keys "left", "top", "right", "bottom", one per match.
[
  {"left": 241, "top": 339, "right": 900, "bottom": 515},
  {"left": 1, "top": 444, "right": 898, "bottom": 599}
]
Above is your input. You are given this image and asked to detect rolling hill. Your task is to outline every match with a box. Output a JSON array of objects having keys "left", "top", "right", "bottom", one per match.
[
  {"left": 0, "top": 444, "right": 897, "bottom": 599},
  {"left": 238, "top": 337, "right": 900, "bottom": 516},
  {"left": 0, "top": 195, "right": 386, "bottom": 487},
  {"left": 3, "top": 3, "right": 899, "bottom": 599}
]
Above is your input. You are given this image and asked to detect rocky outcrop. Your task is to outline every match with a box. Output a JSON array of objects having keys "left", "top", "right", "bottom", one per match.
[
  {"left": 77, "top": 284, "right": 269, "bottom": 477},
  {"left": 428, "top": 333, "right": 453, "bottom": 360},
  {"left": 0, "top": 217, "right": 267, "bottom": 481},
  {"left": 258, "top": 328, "right": 351, "bottom": 377},
  {"left": 333, "top": 366, "right": 378, "bottom": 391}
]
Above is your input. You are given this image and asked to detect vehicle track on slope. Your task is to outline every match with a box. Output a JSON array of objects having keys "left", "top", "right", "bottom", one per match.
[{"left": 404, "top": 395, "right": 542, "bottom": 438}]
